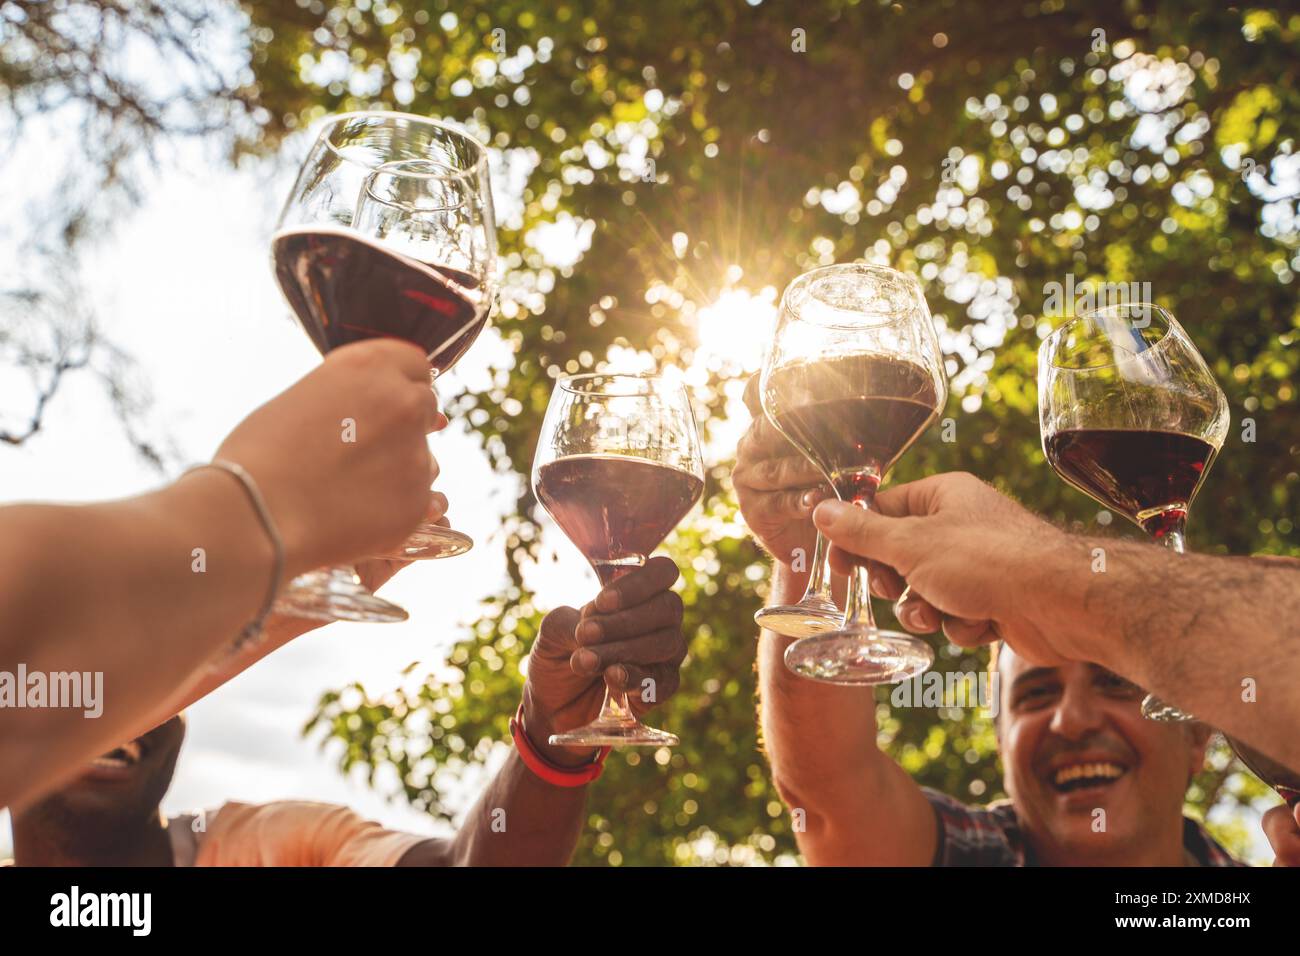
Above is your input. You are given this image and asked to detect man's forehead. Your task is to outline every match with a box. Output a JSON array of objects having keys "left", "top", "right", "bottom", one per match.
[{"left": 996, "top": 645, "right": 1113, "bottom": 683}]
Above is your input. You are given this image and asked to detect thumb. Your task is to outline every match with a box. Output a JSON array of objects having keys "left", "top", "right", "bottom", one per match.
[
  {"left": 535, "top": 606, "right": 582, "bottom": 655},
  {"left": 813, "top": 499, "right": 909, "bottom": 566}
]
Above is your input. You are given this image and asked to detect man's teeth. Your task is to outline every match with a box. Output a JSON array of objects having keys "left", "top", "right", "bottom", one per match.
[{"left": 1053, "top": 762, "right": 1126, "bottom": 788}]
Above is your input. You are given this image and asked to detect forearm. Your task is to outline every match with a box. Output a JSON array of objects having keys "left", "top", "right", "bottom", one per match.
[
  {"left": 1039, "top": 538, "right": 1300, "bottom": 767},
  {"left": 125, "top": 616, "right": 314, "bottom": 747},
  {"left": 443, "top": 748, "right": 589, "bottom": 866},
  {"left": 758, "top": 562, "right": 933, "bottom": 865},
  {"left": 0, "top": 470, "right": 284, "bottom": 808}
]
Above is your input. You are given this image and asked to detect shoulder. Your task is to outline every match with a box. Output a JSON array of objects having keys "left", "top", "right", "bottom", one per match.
[{"left": 921, "top": 789, "right": 1025, "bottom": 866}]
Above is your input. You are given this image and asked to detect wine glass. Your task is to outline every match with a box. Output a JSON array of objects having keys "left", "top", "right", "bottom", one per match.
[
  {"left": 269, "top": 111, "right": 497, "bottom": 624},
  {"left": 1038, "top": 302, "right": 1229, "bottom": 720},
  {"left": 753, "top": 535, "right": 841, "bottom": 637},
  {"left": 532, "top": 373, "right": 704, "bottom": 746},
  {"left": 761, "top": 263, "right": 946, "bottom": 684}
]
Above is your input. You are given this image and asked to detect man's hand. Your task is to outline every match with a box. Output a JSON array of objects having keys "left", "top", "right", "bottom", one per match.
[
  {"left": 734, "top": 375, "right": 831, "bottom": 567},
  {"left": 813, "top": 471, "right": 1086, "bottom": 664},
  {"left": 1263, "top": 803, "right": 1300, "bottom": 866},
  {"left": 522, "top": 556, "right": 687, "bottom": 766}
]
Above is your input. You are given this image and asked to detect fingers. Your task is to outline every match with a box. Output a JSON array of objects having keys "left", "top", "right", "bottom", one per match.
[
  {"left": 736, "top": 413, "right": 797, "bottom": 462},
  {"left": 869, "top": 562, "right": 908, "bottom": 602},
  {"left": 334, "top": 337, "right": 430, "bottom": 380},
  {"left": 894, "top": 585, "right": 943, "bottom": 633},
  {"left": 942, "top": 615, "right": 997, "bottom": 647},
  {"left": 745, "top": 485, "right": 830, "bottom": 531},
  {"left": 426, "top": 490, "right": 448, "bottom": 524},
  {"left": 589, "top": 555, "right": 680, "bottom": 614},
  {"left": 815, "top": 499, "right": 915, "bottom": 570},
  {"left": 614, "top": 662, "right": 682, "bottom": 715},
  {"left": 427, "top": 451, "right": 441, "bottom": 485},
  {"left": 742, "top": 372, "right": 762, "bottom": 418},
  {"left": 734, "top": 454, "right": 825, "bottom": 493},
  {"left": 571, "top": 625, "right": 685, "bottom": 677},
  {"left": 1263, "top": 804, "right": 1300, "bottom": 865},
  {"left": 578, "top": 590, "right": 684, "bottom": 646},
  {"left": 536, "top": 605, "right": 583, "bottom": 654}
]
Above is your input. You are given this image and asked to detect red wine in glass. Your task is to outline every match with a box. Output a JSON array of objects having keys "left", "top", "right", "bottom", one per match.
[
  {"left": 767, "top": 353, "right": 941, "bottom": 505},
  {"left": 1044, "top": 428, "right": 1217, "bottom": 540},
  {"left": 536, "top": 455, "right": 704, "bottom": 584},
  {"left": 272, "top": 225, "right": 485, "bottom": 373},
  {"left": 532, "top": 372, "right": 704, "bottom": 746},
  {"left": 1039, "top": 302, "right": 1229, "bottom": 724}
]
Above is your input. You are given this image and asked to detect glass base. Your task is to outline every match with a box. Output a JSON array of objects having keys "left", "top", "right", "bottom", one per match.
[
  {"left": 1141, "top": 693, "right": 1195, "bottom": 722},
  {"left": 382, "top": 522, "right": 473, "bottom": 560},
  {"left": 549, "top": 716, "right": 679, "bottom": 748},
  {"left": 272, "top": 567, "right": 408, "bottom": 624},
  {"left": 754, "top": 601, "right": 841, "bottom": 638},
  {"left": 785, "top": 626, "right": 933, "bottom": 685}
]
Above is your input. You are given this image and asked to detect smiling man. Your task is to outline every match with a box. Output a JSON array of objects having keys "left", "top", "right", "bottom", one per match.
[
  {"left": 734, "top": 404, "right": 1240, "bottom": 866},
  {"left": 919, "top": 644, "right": 1234, "bottom": 866}
]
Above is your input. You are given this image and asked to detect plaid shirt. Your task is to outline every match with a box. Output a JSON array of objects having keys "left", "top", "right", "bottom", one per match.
[{"left": 923, "top": 788, "right": 1243, "bottom": 866}]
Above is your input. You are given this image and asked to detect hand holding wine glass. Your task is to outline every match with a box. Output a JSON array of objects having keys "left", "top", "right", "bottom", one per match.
[
  {"left": 532, "top": 373, "right": 704, "bottom": 746},
  {"left": 761, "top": 263, "right": 948, "bottom": 684},
  {"left": 214, "top": 338, "right": 443, "bottom": 573},
  {"left": 269, "top": 110, "right": 497, "bottom": 624},
  {"left": 1039, "top": 302, "right": 1229, "bottom": 720},
  {"left": 734, "top": 404, "right": 833, "bottom": 565},
  {"left": 521, "top": 556, "right": 688, "bottom": 763}
]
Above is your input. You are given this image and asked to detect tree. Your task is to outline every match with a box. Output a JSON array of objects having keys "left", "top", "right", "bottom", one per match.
[
  {"left": 254, "top": 0, "right": 1293, "bottom": 863},
  {"left": 0, "top": 0, "right": 257, "bottom": 461}
]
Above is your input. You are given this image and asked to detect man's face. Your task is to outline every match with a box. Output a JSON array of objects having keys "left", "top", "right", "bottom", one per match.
[
  {"left": 996, "top": 648, "right": 1207, "bottom": 862},
  {"left": 21, "top": 715, "right": 186, "bottom": 850}
]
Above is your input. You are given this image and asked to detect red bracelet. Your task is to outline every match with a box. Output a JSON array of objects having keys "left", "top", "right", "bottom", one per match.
[{"left": 510, "top": 702, "right": 610, "bottom": 787}]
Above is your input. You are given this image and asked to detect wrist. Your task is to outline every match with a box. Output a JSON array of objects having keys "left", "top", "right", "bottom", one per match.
[
  {"left": 520, "top": 685, "right": 601, "bottom": 768},
  {"left": 1022, "top": 529, "right": 1124, "bottom": 666},
  {"left": 770, "top": 560, "right": 812, "bottom": 605},
  {"left": 167, "top": 468, "right": 278, "bottom": 579}
]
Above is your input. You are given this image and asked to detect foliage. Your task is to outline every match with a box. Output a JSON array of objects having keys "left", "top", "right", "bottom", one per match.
[
  {"left": 242, "top": 0, "right": 1300, "bottom": 864},
  {"left": 0, "top": 0, "right": 255, "bottom": 461}
]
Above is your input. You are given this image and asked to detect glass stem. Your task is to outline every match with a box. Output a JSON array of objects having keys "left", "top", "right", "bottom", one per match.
[
  {"left": 598, "top": 686, "right": 636, "bottom": 725},
  {"left": 841, "top": 497, "right": 877, "bottom": 628},
  {"left": 799, "top": 531, "right": 836, "bottom": 605},
  {"left": 1159, "top": 528, "right": 1186, "bottom": 554},
  {"left": 592, "top": 560, "right": 643, "bottom": 725}
]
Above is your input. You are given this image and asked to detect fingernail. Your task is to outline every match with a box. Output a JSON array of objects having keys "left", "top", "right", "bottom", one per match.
[
  {"left": 577, "top": 620, "right": 602, "bottom": 643},
  {"left": 813, "top": 500, "right": 852, "bottom": 529},
  {"left": 595, "top": 589, "right": 619, "bottom": 612},
  {"left": 574, "top": 649, "right": 598, "bottom": 672},
  {"left": 608, "top": 665, "right": 628, "bottom": 688},
  {"left": 800, "top": 490, "right": 818, "bottom": 509}
]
